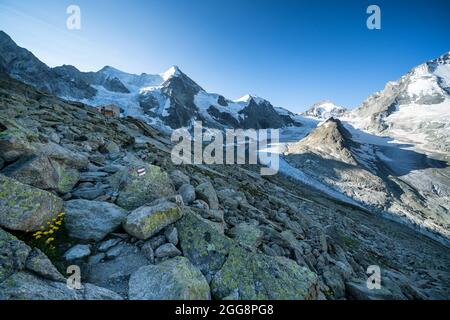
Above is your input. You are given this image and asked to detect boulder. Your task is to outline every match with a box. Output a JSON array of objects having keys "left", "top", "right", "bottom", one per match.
[
  {"left": 211, "top": 249, "right": 318, "bottom": 300},
  {"left": 169, "top": 170, "right": 190, "bottom": 189},
  {"left": 177, "top": 211, "right": 319, "bottom": 300},
  {"left": 195, "top": 182, "right": 219, "bottom": 210},
  {"left": 128, "top": 257, "right": 211, "bottom": 300},
  {"left": 25, "top": 248, "right": 65, "bottom": 282},
  {"left": 2, "top": 155, "right": 79, "bottom": 194},
  {"left": 165, "top": 226, "right": 179, "bottom": 245},
  {"left": 0, "top": 174, "right": 63, "bottom": 231},
  {"left": 63, "top": 244, "right": 91, "bottom": 261},
  {"left": 109, "top": 164, "right": 175, "bottom": 210},
  {"left": 123, "top": 200, "right": 183, "bottom": 240},
  {"left": 86, "top": 250, "right": 148, "bottom": 297},
  {"left": 0, "top": 120, "right": 37, "bottom": 162},
  {"left": 217, "top": 188, "right": 248, "bottom": 209},
  {"left": 178, "top": 184, "right": 195, "bottom": 204},
  {"left": 0, "top": 228, "right": 32, "bottom": 283},
  {"left": 154, "top": 243, "right": 182, "bottom": 259},
  {"left": 38, "top": 142, "right": 89, "bottom": 170},
  {"left": 0, "top": 272, "right": 122, "bottom": 300},
  {"left": 64, "top": 200, "right": 128, "bottom": 241},
  {"left": 229, "top": 223, "right": 264, "bottom": 248},
  {"left": 177, "top": 210, "right": 233, "bottom": 281}
]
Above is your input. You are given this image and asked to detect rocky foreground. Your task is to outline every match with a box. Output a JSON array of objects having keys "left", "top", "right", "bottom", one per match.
[{"left": 1, "top": 73, "right": 449, "bottom": 300}]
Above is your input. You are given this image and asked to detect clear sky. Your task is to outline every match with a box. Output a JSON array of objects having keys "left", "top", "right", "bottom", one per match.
[{"left": 0, "top": 0, "right": 449, "bottom": 112}]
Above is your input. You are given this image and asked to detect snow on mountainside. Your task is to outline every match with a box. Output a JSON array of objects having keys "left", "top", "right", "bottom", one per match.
[
  {"left": 284, "top": 117, "right": 450, "bottom": 246},
  {"left": 302, "top": 101, "right": 347, "bottom": 120},
  {"left": 0, "top": 31, "right": 302, "bottom": 131},
  {"left": 344, "top": 52, "right": 450, "bottom": 153}
]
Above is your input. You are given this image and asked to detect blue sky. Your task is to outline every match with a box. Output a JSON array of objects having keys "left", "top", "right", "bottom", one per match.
[{"left": 0, "top": 0, "right": 449, "bottom": 112}]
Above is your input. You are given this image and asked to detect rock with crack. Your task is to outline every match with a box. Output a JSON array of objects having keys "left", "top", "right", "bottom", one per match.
[
  {"left": 178, "top": 184, "right": 196, "bottom": 205},
  {"left": 0, "top": 118, "right": 37, "bottom": 162},
  {"left": 86, "top": 246, "right": 148, "bottom": 297},
  {"left": 195, "top": 182, "right": 219, "bottom": 210},
  {"left": 63, "top": 244, "right": 91, "bottom": 261},
  {"left": 109, "top": 164, "right": 175, "bottom": 210},
  {"left": 176, "top": 211, "right": 319, "bottom": 299},
  {"left": 25, "top": 248, "right": 65, "bottom": 282},
  {"left": 0, "top": 174, "right": 63, "bottom": 231},
  {"left": 0, "top": 228, "right": 32, "bottom": 283},
  {"left": 229, "top": 223, "right": 264, "bottom": 248},
  {"left": 128, "top": 257, "right": 211, "bottom": 300},
  {"left": 64, "top": 200, "right": 128, "bottom": 241},
  {"left": 1, "top": 155, "right": 80, "bottom": 194},
  {"left": 123, "top": 199, "right": 183, "bottom": 240},
  {"left": 0, "top": 272, "right": 122, "bottom": 300},
  {"left": 154, "top": 243, "right": 182, "bottom": 259}
]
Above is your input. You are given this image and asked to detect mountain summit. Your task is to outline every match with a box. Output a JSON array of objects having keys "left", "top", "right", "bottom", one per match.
[{"left": 0, "top": 31, "right": 301, "bottom": 130}]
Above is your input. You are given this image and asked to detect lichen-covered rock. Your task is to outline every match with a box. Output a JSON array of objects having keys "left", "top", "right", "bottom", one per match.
[
  {"left": 0, "top": 272, "right": 122, "bottom": 300},
  {"left": 178, "top": 183, "right": 195, "bottom": 204},
  {"left": 177, "top": 211, "right": 319, "bottom": 300},
  {"left": 123, "top": 200, "right": 183, "bottom": 240},
  {"left": 38, "top": 142, "right": 89, "bottom": 170},
  {"left": 2, "top": 155, "right": 80, "bottom": 194},
  {"left": 55, "top": 166, "right": 80, "bottom": 194},
  {"left": 86, "top": 250, "right": 148, "bottom": 297},
  {"left": 211, "top": 249, "right": 318, "bottom": 300},
  {"left": 128, "top": 257, "right": 211, "bottom": 300},
  {"left": 0, "top": 228, "right": 32, "bottom": 283},
  {"left": 229, "top": 223, "right": 264, "bottom": 248},
  {"left": 169, "top": 170, "right": 190, "bottom": 189},
  {"left": 25, "top": 248, "right": 65, "bottom": 282},
  {"left": 195, "top": 182, "right": 219, "bottom": 210},
  {"left": 176, "top": 210, "right": 233, "bottom": 282},
  {"left": 0, "top": 174, "right": 63, "bottom": 231},
  {"left": 154, "top": 243, "right": 182, "bottom": 259},
  {"left": 109, "top": 164, "right": 175, "bottom": 210},
  {"left": 0, "top": 119, "right": 37, "bottom": 162},
  {"left": 64, "top": 200, "right": 128, "bottom": 241},
  {"left": 63, "top": 244, "right": 91, "bottom": 261}
]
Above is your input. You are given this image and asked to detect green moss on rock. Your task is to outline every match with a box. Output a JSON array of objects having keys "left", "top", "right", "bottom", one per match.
[
  {"left": 176, "top": 210, "right": 319, "bottom": 300},
  {"left": 0, "top": 174, "right": 63, "bottom": 231},
  {"left": 109, "top": 164, "right": 175, "bottom": 210}
]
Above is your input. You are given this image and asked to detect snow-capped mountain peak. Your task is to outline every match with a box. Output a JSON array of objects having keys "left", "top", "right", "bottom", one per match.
[
  {"left": 161, "top": 65, "right": 182, "bottom": 82},
  {"left": 234, "top": 94, "right": 267, "bottom": 105},
  {"left": 302, "top": 100, "right": 347, "bottom": 120}
]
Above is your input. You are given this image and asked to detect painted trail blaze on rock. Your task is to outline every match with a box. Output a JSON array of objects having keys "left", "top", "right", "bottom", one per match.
[
  {"left": 109, "top": 164, "right": 175, "bottom": 210},
  {"left": 0, "top": 174, "right": 63, "bottom": 231}
]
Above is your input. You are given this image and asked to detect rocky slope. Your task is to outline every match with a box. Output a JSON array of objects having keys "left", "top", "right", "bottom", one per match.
[
  {"left": 285, "top": 118, "right": 450, "bottom": 246},
  {"left": 1, "top": 71, "right": 450, "bottom": 300},
  {"left": 0, "top": 31, "right": 301, "bottom": 131}
]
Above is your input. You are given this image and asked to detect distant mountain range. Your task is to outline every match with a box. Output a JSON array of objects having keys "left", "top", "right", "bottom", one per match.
[
  {"left": 1, "top": 30, "right": 448, "bottom": 155},
  {"left": 0, "top": 31, "right": 301, "bottom": 131}
]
